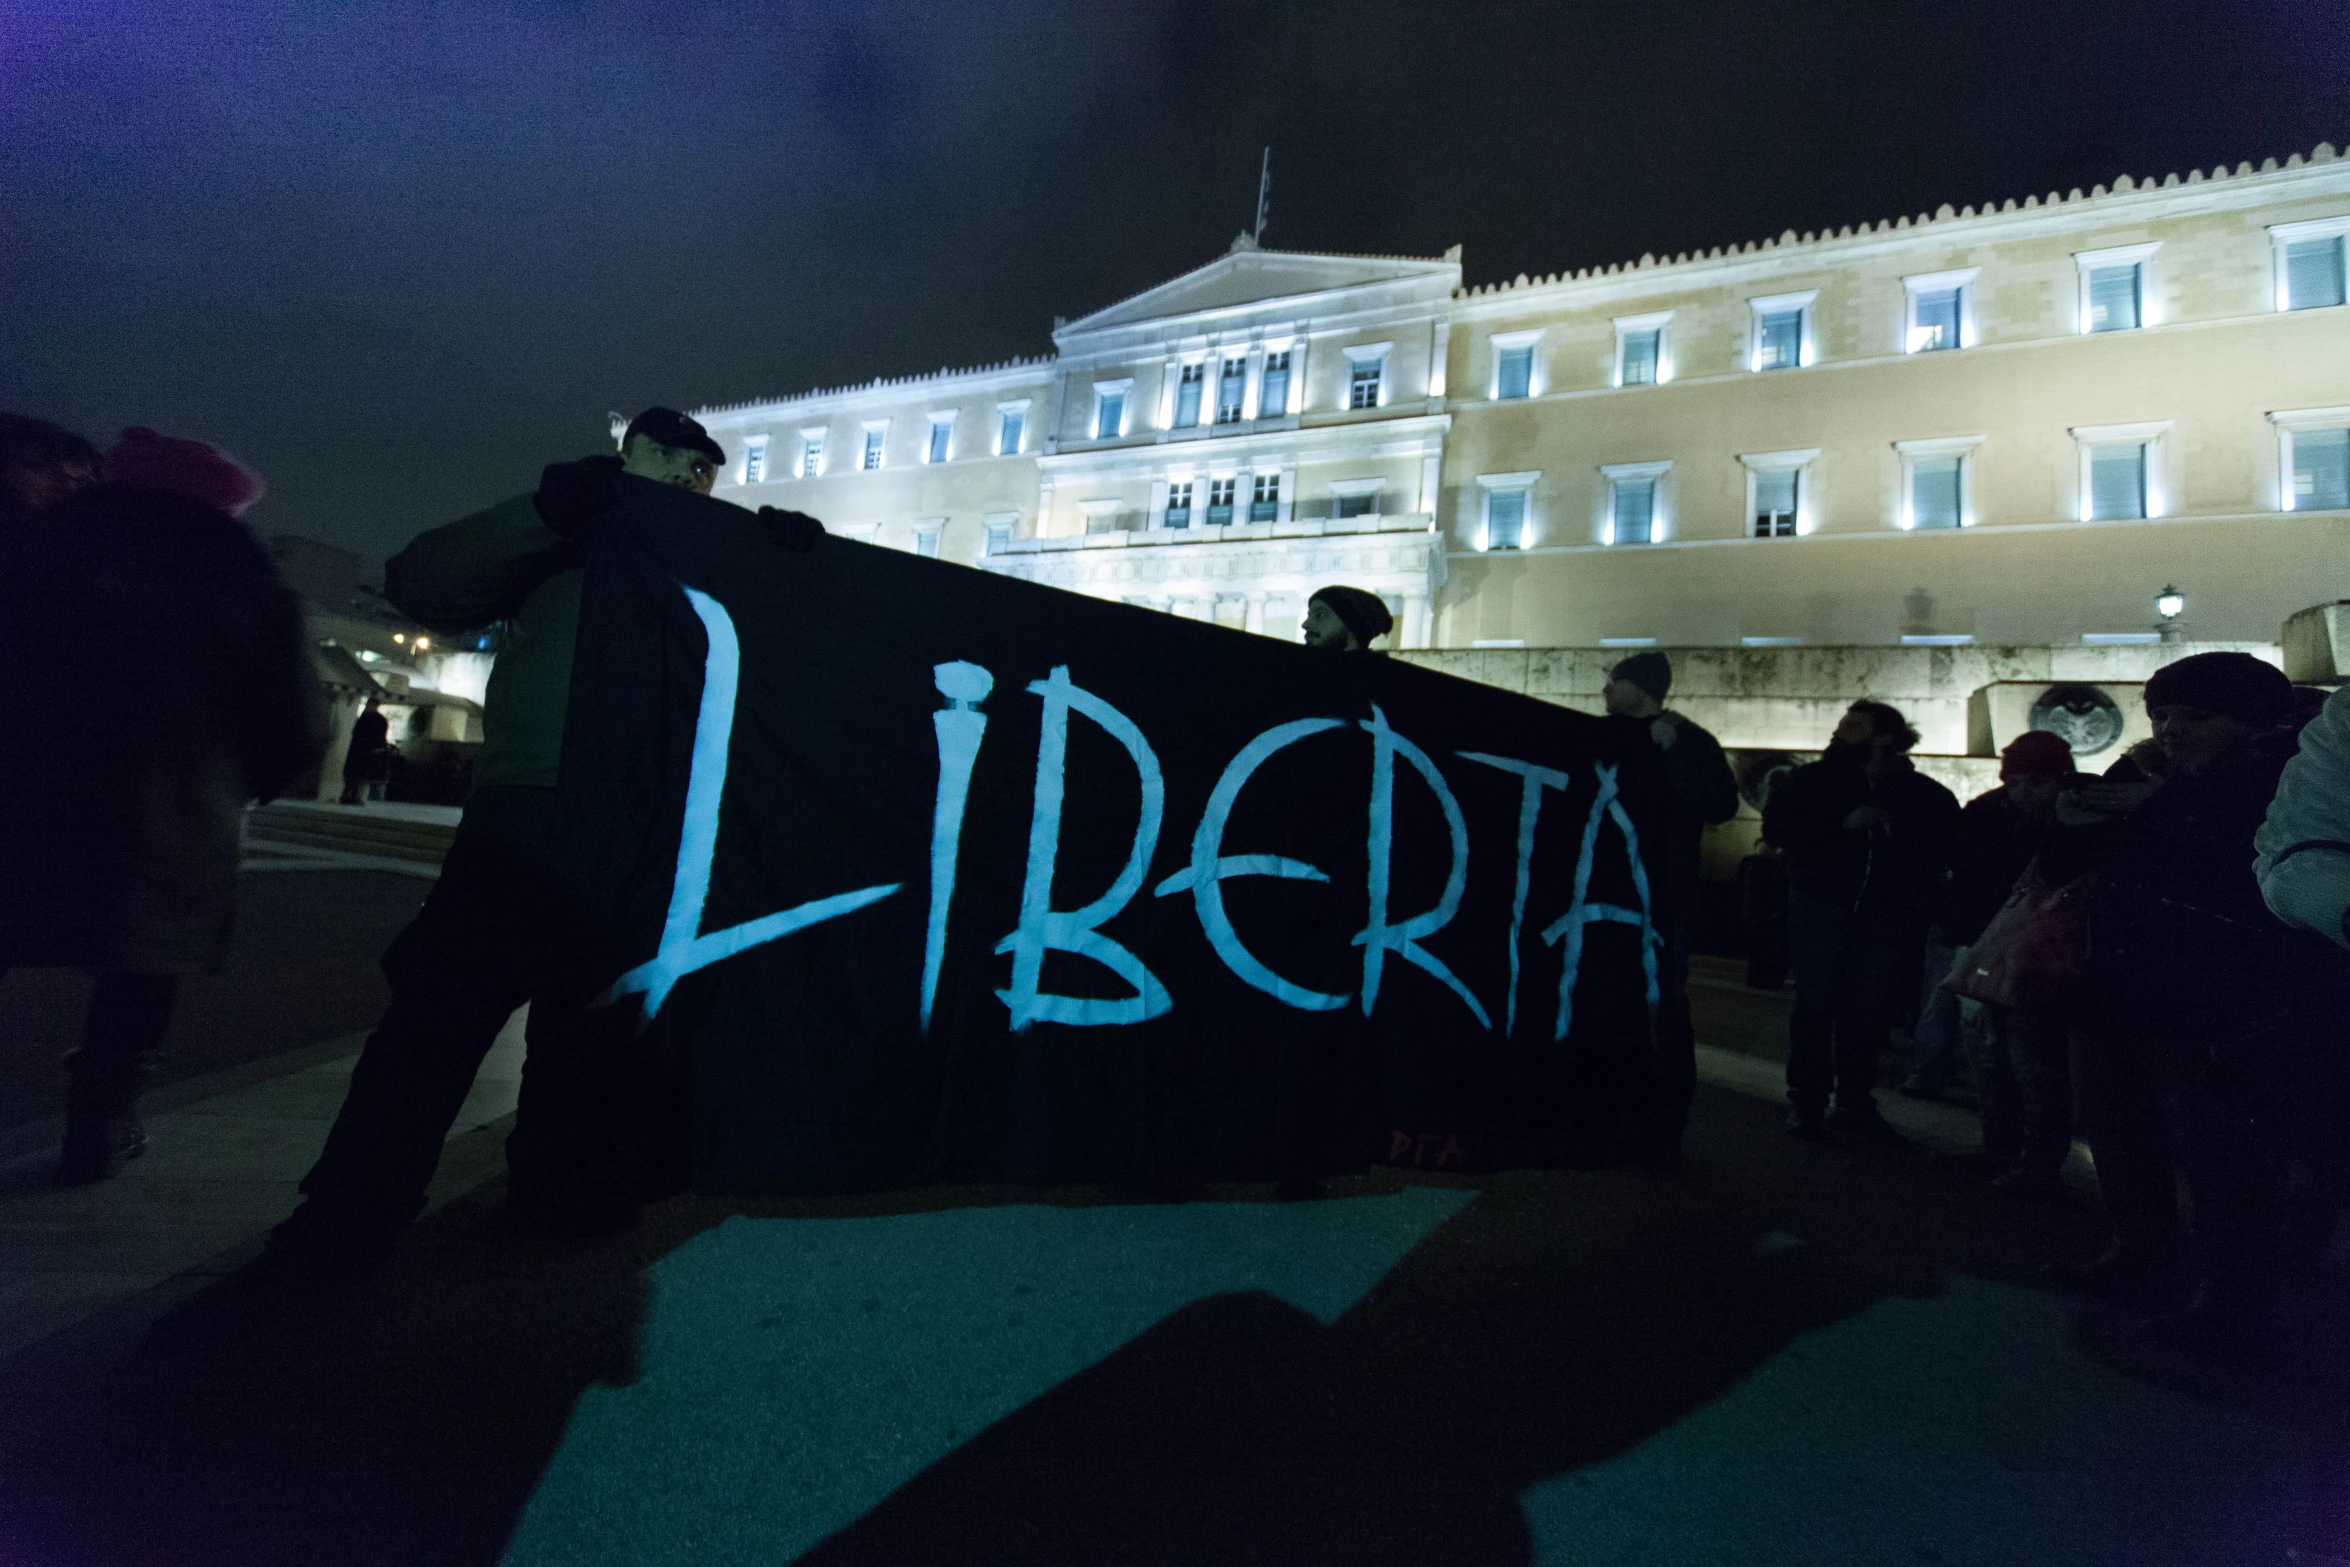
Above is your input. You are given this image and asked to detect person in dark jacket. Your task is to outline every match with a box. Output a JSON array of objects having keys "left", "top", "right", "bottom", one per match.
[
  {"left": 1942, "top": 730, "right": 2076, "bottom": 1196},
  {"left": 1602, "top": 651, "right": 1740, "bottom": 1154},
  {"left": 1302, "top": 585, "right": 1392, "bottom": 653},
  {"left": 338, "top": 698, "right": 392, "bottom": 805},
  {"left": 0, "top": 425, "right": 324, "bottom": 1183},
  {"left": 263, "top": 408, "right": 824, "bottom": 1274},
  {"left": 2046, "top": 652, "right": 2306, "bottom": 1342},
  {"left": 1761, "top": 700, "right": 1960, "bottom": 1146}
]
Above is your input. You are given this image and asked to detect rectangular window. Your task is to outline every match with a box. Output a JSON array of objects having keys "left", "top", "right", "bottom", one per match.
[
  {"left": 1175, "top": 362, "right": 1204, "bottom": 427},
  {"left": 2285, "top": 235, "right": 2348, "bottom": 310},
  {"left": 1249, "top": 473, "right": 1279, "bottom": 522},
  {"left": 927, "top": 419, "right": 953, "bottom": 464},
  {"left": 1910, "top": 456, "right": 1963, "bottom": 529},
  {"left": 1348, "top": 357, "right": 1383, "bottom": 409},
  {"left": 2289, "top": 426, "right": 2350, "bottom": 511},
  {"left": 743, "top": 440, "right": 767, "bottom": 484},
  {"left": 1619, "top": 327, "right": 1660, "bottom": 386},
  {"left": 1610, "top": 477, "right": 1656, "bottom": 544},
  {"left": 2087, "top": 442, "right": 2148, "bottom": 520},
  {"left": 1333, "top": 492, "right": 1377, "bottom": 520},
  {"left": 1206, "top": 478, "right": 1235, "bottom": 527},
  {"left": 1755, "top": 308, "right": 1803, "bottom": 370},
  {"left": 1495, "top": 344, "right": 1533, "bottom": 400},
  {"left": 983, "top": 522, "right": 1012, "bottom": 554},
  {"left": 1753, "top": 467, "right": 1798, "bottom": 537},
  {"left": 1094, "top": 390, "right": 1124, "bottom": 440},
  {"left": 1164, "top": 481, "right": 1193, "bottom": 528},
  {"left": 799, "top": 434, "right": 824, "bottom": 478},
  {"left": 1216, "top": 357, "right": 1247, "bottom": 423},
  {"left": 2085, "top": 264, "right": 2142, "bottom": 332},
  {"left": 1259, "top": 350, "right": 1291, "bottom": 417},
  {"left": 861, "top": 428, "right": 885, "bottom": 470},
  {"left": 1486, "top": 489, "right": 1526, "bottom": 549},
  {"left": 913, "top": 526, "right": 941, "bottom": 558},
  {"left": 997, "top": 409, "right": 1023, "bottom": 456},
  {"left": 1909, "top": 287, "right": 1961, "bottom": 352}
]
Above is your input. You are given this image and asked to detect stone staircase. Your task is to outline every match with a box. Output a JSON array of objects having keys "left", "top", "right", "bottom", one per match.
[{"left": 245, "top": 802, "right": 459, "bottom": 868}]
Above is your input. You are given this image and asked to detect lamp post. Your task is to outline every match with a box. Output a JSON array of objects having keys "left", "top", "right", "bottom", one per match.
[{"left": 2155, "top": 584, "right": 2185, "bottom": 643}]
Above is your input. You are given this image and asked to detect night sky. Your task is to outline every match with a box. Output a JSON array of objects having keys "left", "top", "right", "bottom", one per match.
[{"left": 5, "top": 0, "right": 2346, "bottom": 568}]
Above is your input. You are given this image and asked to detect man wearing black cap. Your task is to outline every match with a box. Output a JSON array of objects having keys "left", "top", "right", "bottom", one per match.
[
  {"left": 1302, "top": 585, "right": 1393, "bottom": 653},
  {"left": 264, "top": 408, "right": 820, "bottom": 1271},
  {"left": 1602, "top": 651, "right": 1738, "bottom": 1157}
]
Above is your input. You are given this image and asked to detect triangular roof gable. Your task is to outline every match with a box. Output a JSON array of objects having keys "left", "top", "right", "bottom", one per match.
[{"left": 1060, "top": 247, "right": 1456, "bottom": 336}]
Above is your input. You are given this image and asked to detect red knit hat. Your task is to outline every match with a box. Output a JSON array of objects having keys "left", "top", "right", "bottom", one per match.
[
  {"left": 2000, "top": 729, "right": 2079, "bottom": 780},
  {"left": 102, "top": 427, "right": 265, "bottom": 518}
]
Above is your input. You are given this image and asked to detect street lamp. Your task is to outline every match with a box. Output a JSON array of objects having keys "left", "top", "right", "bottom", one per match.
[{"left": 2155, "top": 584, "right": 2185, "bottom": 642}]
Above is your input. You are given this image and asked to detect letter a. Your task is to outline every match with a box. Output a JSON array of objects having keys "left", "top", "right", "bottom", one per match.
[{"left": 1538, "top": 762, "right": 1661, "bottom": 1042}]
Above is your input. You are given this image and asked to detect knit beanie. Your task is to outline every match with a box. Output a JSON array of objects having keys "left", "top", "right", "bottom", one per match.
[
  {"left": 1309, "top": 586, "right": 1394, "bottom": 649},
  {"left": 2000, "top": 729, "right": 2078, "bottom": 780},
  {"left": 1609, "top": 650, "right": 1673, "bottom": 703},
  {"left": 102, "top": 427, "right": 265, "bottom": 519},
  {"left": 2142, "top": 651, "right": 2291, "bottom": 728}
]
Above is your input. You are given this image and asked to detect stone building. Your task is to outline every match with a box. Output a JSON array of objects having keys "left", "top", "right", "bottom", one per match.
[{"left": 681, "top": 144, "right": 2350, "bottom": 782}]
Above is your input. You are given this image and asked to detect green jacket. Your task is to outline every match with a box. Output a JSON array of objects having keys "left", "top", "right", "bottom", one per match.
[{"left": 384, "top": 492, "right": 583, "bottom": 791}]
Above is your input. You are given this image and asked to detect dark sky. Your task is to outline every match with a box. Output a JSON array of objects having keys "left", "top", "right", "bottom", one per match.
[{"left": 5, "top": 0, "right": 2346, "bottom": 568}]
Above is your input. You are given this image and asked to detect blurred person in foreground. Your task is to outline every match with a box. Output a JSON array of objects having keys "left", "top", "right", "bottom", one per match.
[
  {"left": 1941, "top": 730, "right": 2078, "bottom": 1197},
  {"left": 0, "top": 423, "right": 323, "bottom": 1183},
  {"left": 2045, "top": 652, "right": 2310, "bottom": 1344},
  {"left": 1601, "top": 651, "right": 1739, "bottom": 1160},
  {"left": 1762, "top": 700, "right": 1960, "bottom": 1148},
  {"left": 257, "top": 409, "right": 824, "bottom": 1281}
]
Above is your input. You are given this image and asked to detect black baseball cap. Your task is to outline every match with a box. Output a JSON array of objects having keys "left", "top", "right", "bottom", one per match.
[{"left": 622, "top": 406, "right": 726, "bottom": 467}]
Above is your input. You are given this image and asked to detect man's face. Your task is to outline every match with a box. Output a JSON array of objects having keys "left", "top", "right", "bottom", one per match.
[
  {"left": 621, "top": 435, "right": 717, "bottom": 495},
  {"left": 2003, "top": 773, "right": 2064, "bottom": 820},
  {"left": 1830, "top": 709, "right": 1875, "bottom": 750},
  {"left": 1602, "top": 677, "right": 1658, "bottom": 718},
  {"left": 2150, "top": 703, "right": 2255, "bottom": 774},
  {"left": 1301, "top": 600, "right": 1358, "bottom": 652},
  {"left": 2, "top": 456, "right": 96, "bottom": 513}
]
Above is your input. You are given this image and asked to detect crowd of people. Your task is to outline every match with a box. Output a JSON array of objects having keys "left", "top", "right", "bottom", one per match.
[{"left": 3, "top": 403, "right": 2345, "bottom": 1359}]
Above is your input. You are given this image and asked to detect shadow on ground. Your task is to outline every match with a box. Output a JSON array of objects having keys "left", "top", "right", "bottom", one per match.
[{"left": 0, "top": 1082, "right": 2341, "bottom": 1566}]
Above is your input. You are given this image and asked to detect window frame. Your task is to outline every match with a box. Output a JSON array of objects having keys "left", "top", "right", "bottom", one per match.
[
  {"left": 912, "top": 521, "right": 943, "bottom": 558},
  {"left": 995, "top": 399, "right": 1029, "bottom": 457},
  {"left": 1612, "top": 310, "right": 1672, "bottom": 387},
  {"left": 795, "top": 424, "right": 827, "bottom": 480},
  {"left": 1174, "top": 360, "right": 1206, "bottom": 427},
  {"left": 924, "top": 413, "right": 956, "bottom": 465},
  {"left": 982, "top": 514, "right": 1015, "bottom": 554},
  {"left": 1258, "top": 345, "right": 1295, "bottom": 418},
  {"left": 1489, "top": 328, "right": 1543, "bottom": 400},
  {"left": 1343, "top": 342, "right": 1393, "bottom": 410},
  {"left": 1599, "top": 459, "right": 1671, "bottom": 545},
  {"left": 2270, "top": 216, "right": 2350, "bottom": 312},
  {"left": 1248, "top": 471, "right": 1280, "bottom": 523},
  {"left": 1892, "top": 435, "right": 1984, "bottom": 531},
  {"left": 859, "top": 421, "right": 887, "bottom": 471},
  {"left": 1738, "top": 447, "right": 1820, "bottom": 539},
  {"left": 1474, "top": 470, "right": 1539, "bottom": 551},
  {"left": 1327, "top": 477, "right": 1384, "bottom": 522},
  {"left": 1214, "top": 354, "right": 1249, "bottom": 424},
  {"left": 2267, "top": 405, "right": 2350, "bottom": 512},
  {"left": 1205, "top": 476, "right": 1237, "bottom": 527},
  {"left": 1901, "top": 267, "right": 1979, "bottom": 354},
  {"left": 1747, "top": 290, "right": 1818, "bottom": 372},
  {"left": 1162, "top": 478, "right": 1195, "bottom": 529},
  {"left": 2069, "top": 420, "right": 2172, "bottom": 522},
  {"left": 2073, "top": 242, "right": 2159, "bottom": 334},
  {"left": 741, "top": 434, "right": 770, "bottom": 485},
  {"left": 1089, "top": 380, "right": 1132, "bottom": 441}
]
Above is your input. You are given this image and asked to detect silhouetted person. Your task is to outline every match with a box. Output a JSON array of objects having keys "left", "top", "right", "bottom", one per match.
[
  {"left": 340, "top": 698, "right": 392, "bottom": 804},
  {"left": 1301, "top": 586, "right": 1391, "bottom": 653},
  {"left": 1762, "top": 701, "right": 1959, "bottom": 1148},
  {"left": 1601, "top": 651, "right": 1738, "bottom": 1158},
  {"left": 0, "top": 424, "right": 323, "bottom": 1183}
]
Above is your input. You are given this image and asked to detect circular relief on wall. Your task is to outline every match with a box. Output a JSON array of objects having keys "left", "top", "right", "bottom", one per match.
[{"left": 2029, "top": 683, "right": 2124, "bottom": 756}]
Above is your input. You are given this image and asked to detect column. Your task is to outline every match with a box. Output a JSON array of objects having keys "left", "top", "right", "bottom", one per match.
[
  {"left": 1427, "top": 320, "right": 1451, "bottom": 400},
  {"left": 1147, "top": 477, "right": 1169, "bottom": 530},
  {"left": 1418, "top": 453, "right": 1442, "bottom": 525},
  {"left": 1242, "top": 341, "right": 1266, "bottom": 421},
  {"left": 1158, "top": 360, "right": 1181, "bottom": 433},
  {"left": 1276, "top": 464, "right": 1295, "bottom": 524},
  {"left": 1037, "top": 478, "right": 1056, "bottom": 538},
  {"left": 1401, "top": 593, "right": 1428, "bottom": 650},
  {"left": 1245, "top": 594, "right": 1267, "bottom": 635}
]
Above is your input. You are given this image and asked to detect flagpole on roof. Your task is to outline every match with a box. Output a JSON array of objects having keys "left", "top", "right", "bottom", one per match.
[{"left": 1254, "top": 146, "right": 1270, "bottom": 243}]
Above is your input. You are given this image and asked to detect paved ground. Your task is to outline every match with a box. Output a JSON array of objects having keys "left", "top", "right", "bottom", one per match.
[{"left": 0, "top": 870, "right": 2342, "bottom": 1565}]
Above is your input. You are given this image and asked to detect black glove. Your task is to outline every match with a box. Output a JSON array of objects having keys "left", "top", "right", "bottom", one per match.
[
  {"left": 755, "top": 506, "right": 826, "bottom": 553},
  {"left": 533, "top": 455, "right": 625, "bottom": 538}
]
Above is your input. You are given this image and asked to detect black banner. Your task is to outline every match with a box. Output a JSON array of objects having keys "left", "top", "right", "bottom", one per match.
[{"left": 558, "top": 484, "right": 1675, "bottom": 1193}]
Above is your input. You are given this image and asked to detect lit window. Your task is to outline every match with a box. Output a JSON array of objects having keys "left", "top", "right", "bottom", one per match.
[
  {"left": 2279, "top": 229, "right": 2349, "bottom": 311},
  {"left": 1206, "top": 477, "right": 1235, "bottom": 526},
  {"left": 743, "top": 438, "right": 768, "bottom": 484},
  {"left": 1216, "top": 357, "right": 1247, "bottom": 424},
  {"left": 1175, "top": 362, "right": 1204, "bottom": 427},
  {"left": 1611, "top": 477, "right": 1655, "bottom": 543},
  {"left": 1754, "top": 467, "right": 1798, "bottom": 537},
  {"left": 1346, "top": 349, "right": 1388, "bottom": 410},
  {"left": 1750, "top": 292, "right": 1815, "bottom": 371},
  {"left": 1616, "top": 322, "right": 1663, "bottom": 386},
  {"left": 1910, "top": 289, "right": 1960, "bottom": 351},
  {"left": 2086, "top": 267, "right": 2139, "bottom": 331},
  {"left": 2086, "top": 443, "right": 2146, "bottom": 519},
  {"left": 861, "top": 427, "right": 885, "bottom": 470},
  {"left": 1259, "top": 349, "right": 1291, "bottom": 417},
  {"left": 1249, "top": 472, "right": 1279, "bottom": 522},
  {"left": 926, "top": 417, "right": 953, "bottom": 464},
  {"left": 798, "top": 433, "right": 825, "bottom": 479},
  {"left": 1091, "top": 385, "right": 1127, "bottom": 440},
  {"left": 1894, "top": 437, "right": 1980, "bottom": 530},
  {"left": 1164, "top": 481, "right": 1193, "bottom": 528},
  {"left": 1333, "top": 492, "right": 1377, "bottom": 520},
  {"left": 983, "top": 521, "right": 1012, "bottom": 554},
  {"left": 913, "top": 525, "right": 942, "bottom": 558},
  {"left": 2273, "top": 412, "right": 2350, "bottom": 511},
  {"left": 1486, "top": 490, "right": 1526, "bottom": 549},
  {"left": 1488, "top": 325, "right": 1542, "bottom": 401},
  {"left": 997, "top": 406, "right": 1025, "bottom": 456}
]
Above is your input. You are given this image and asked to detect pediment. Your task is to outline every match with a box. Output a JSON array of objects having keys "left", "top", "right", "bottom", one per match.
[{"left": 1060, "top": 245, "right": 1457, "bottom": 337}]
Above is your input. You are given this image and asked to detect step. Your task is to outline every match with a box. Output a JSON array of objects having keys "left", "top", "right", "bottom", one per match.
[
  {"left": 245, "top": 824, "right": 450, "bottom": 866},
  {"left": 247, "top": 806, "right": 457, "bottom": 865}
]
